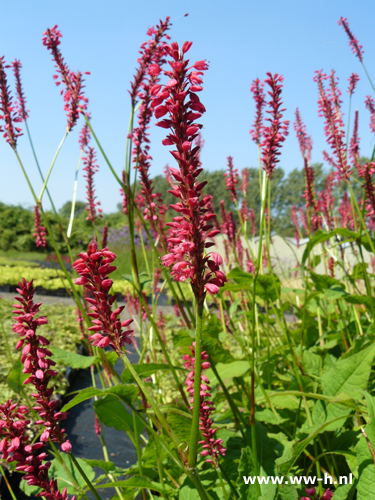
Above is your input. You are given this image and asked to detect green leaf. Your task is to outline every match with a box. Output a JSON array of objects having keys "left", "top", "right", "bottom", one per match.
[
  {"left": 62, "top": 384, "right": 139, "bottom": 411},
  {"left": 322, "top": 286, "right": 348, "bottom": 301},
  {"left": 345, "top": 294, "right": 375, "bottom": 311},
  {"left": 49, "top": 454, "right": 95, "bottom": 495},
  {"left": 49, "top": 346, "right": 98, "bottom": 369},
  {"left": 332, "top": 480, "right": 356, "bottom": 500},
  {"left": 166, "top": 412, "right": 192, "bottom": 443},
  {"left": 7, "top": 359, "right": 28, "bottom": 393},
  {"left": 309, "top": 271, "right": 342, "bottom": 291},
  {"left": 205, "top": 360, "right": 250, "bottom": 387},
  {"left": 276, "top": 416, "right": 349, "bottom": 475},
  {"left": 236, "top": 446, "right": 258, "bottom": 500},
  {"left": 356, "top": 424, "right": 375, "bottom": 500},
  {"left": 302, "top": 228, "right": 356, "bottom": 265},
  {"left": 321, "top": 342, "right": 375, "bottom": 401},
  {"left": 94, "top": 395, "right": 135, "bottom": 432},
  {"left": 179, "top": 484, "right": 200, "bottom": 500},
  {"left": 19, "top": 480, "right": 42, "bottom": 496},
  {"left": 121, "top": 363, "right": 185, "bottom": 383},
  {"left": 98, "top": 475, "right": 173, "bottom": 493},
  {"left": 83, "top": 459, "right": 116, "bottom": 473}
]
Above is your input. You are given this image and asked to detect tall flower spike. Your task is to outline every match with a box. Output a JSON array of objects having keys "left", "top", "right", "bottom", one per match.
[
  {"left": 12, "top": 279, "right": 72, "bottom": 452},
  {"left": 260, "top": 73, "right": 289, "bottom": 179},
  {"left": 129, "top": 17, "right": 171, "bottom": 105},
  {"left": 314, "top": 70, "right": 350, "bottom": 182},
  {"left": 0, "top": 56, "right": 23, "bottom": 149},
  {"left": 319, "top": 172, "right": 335, "bottom": 231},
  {"left": 338, "top": 17, "right": 364, "bottom": 63},
  {"left": 73, "top": 241, "right": 135, "bottom": 355},
  {"left": 294, "top": 108, "right": 313, "bottom": 164},
  {"left": 11, "top": 60, "right": 29, "bottom": 120},
  {"left": 183, "top": 344, "right": 226, "bottom": 466},
  {"left": 131, "top": 42, "right": 168, "bottom": 239},
  {"left": 78, "top": 112, "right": 91, "bottom": 150},
  {"left": 224, "top": 156, "right": 239, "bottom": 202},
  {"left": 249, "top": 78, "right": 266, "bottom": 145},
  {"left": 0, "top": 400, "right": 75, "bottom": 499},
  {"left": 347, "top": 73, "right": 360, "bottom": 97},
  {"left": 42, "top": 26, "right": 88, "bottom": 131},
  {"left": 364, "top": 96, "right": 375, "bottom": 133},
  {"left": 154, "top": 41, "right": 226, "bottom": 302},
  {"left": 349, "top": 109, "right": 360, "bottom": 164},
  {"left": 83, "top": 147, "right": 102, "bottom": 223},
  {"left": 33, "top": 205, "right": 47, "bottom": 248}
]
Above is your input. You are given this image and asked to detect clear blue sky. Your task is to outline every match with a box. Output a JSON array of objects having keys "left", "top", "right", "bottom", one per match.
[{"left": 1, "top": 0, "right": 374, "bottom": 213}]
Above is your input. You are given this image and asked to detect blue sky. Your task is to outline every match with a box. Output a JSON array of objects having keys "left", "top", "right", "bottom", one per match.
[{"left": 1, "top": 0, "right": 374, "bottom": 213}]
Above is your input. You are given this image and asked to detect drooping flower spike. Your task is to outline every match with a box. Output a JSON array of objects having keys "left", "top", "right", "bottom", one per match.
[
  {"left": 0, "top": 400, "right": 75, "bottom": 499},
  {"left": 73, "top": 241, "right": 135, "bottom": 355},
  {"left": 12, "top": 279, "right": 72, "bottom": 452},
  {"left": 152, "top": 41, "right": 226, "bottom": 303}
]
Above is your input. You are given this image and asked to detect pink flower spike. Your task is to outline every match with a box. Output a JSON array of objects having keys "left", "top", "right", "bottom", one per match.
[{"left": 338, "top": 17, "right": 364, "bottom": 62}]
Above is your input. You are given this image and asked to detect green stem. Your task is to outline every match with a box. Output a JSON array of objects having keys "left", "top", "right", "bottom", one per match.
[
  {"left": 67, "top": 151, "right": 83, "bottom": 237},
  {"left": 69, "top": 453, "right": 103, "bottom": 500},
  {"left": 0, "top": 465, "right": 17, "bottom": 500},
  {"left": 38, "top": 132, "right": 68, "bottom": 201},
  {"left": 188, "top": 306, "right": 204, "bottom": 468}
]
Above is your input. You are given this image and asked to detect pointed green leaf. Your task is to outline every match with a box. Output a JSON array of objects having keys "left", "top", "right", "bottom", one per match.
[{"left": 49, "top": 346, "right": 99, "bottom": 369}]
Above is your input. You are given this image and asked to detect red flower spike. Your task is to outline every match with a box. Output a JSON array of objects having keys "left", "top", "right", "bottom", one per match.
[
  {"left": 260, "top": 73, "right": 289, "bottom": 179},
  {"left": 349, "top": 109, "right": 360, "bottom": 164},
  {"left": 73, "top": 241, "right": 135, "bottom": 356},
  {"left": 294, "top": 108, "right": 312, "bottom": 164},
  {"left": 365, "top": 96, "right": 375, "bottom": 134},
  {"left": 42, "top": 26, "right": 88, "bottom": 131},
  {"left": 224, "top": 156, "right": 239, "bottom": 202},
  {"left": 33, "top": 206, "right": 47, "bottom": 248},
  {"left": 338, "top": 17, "right": 364, "bottom": 63},
  {"left": 249, "top": 78, "right": 266, "bottom": 145},
  {"left": 12, "top": 280, "right": 71, "bottom": 452},
  {"left": 129, "top": 17, "right": 171, "bottom": 106},
  {"left": 0, "top": 56, "right": 23, "bottom": 149},
  {"left": 154, "top": 41, "right": 226, "bottom": 304},
  {"left": 347, "top": 73, "right": 360, "bottom": 97},
  {"left": 82, "top": 147, "right": 102, "bottom": 223},
  {"left": 314, "top": 70, "right": 350, "bottom": 182},
  {"left": 183, "top": 344, "right": 226, "bottom": 466},
  {"left": 11, "top": 60, "right": 29, "bottom": 120}
]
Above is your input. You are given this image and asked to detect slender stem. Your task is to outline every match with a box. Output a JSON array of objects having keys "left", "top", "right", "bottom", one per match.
[
  {"left": 38, "top": 132, "right": 68, "bottom": 201},
  {"left": 0, "top": 465, "right": 17, "bottom": 500},
  {"left": 69, "top": 453, "right": 103, "bottom": 500},
  {"left": 188, "top": 306, "right": 204, "bottom": 468},
  {"left": 67, "top": 151, "right": 83, "bottom": 237}
]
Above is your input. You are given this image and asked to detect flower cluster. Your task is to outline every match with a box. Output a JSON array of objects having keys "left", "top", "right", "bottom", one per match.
[
  {"left": 294, "top": 108, "right": 312, "bottom": 164},
  {"left": 347, "top": 73, "right": 360, "bottom": 97},
  {"left": 33, "top": 205, "right": 47, "bottom": 248},
  {"left": 357, "top": 162, "right": 375, "bottom": 222},
  {"left": 183, "top": 344, "right": 226, "bottom": 466},
  {"left": 249, "top": 78, "right": 266, "bottom": 145},
  {"left": 303, "top": 162, "right": 321, "bottom": 232},
  {"left": 349, "top": 109, "right": 360, "bottom": 164},
  {"left": 224, "top": 156, "right": 239, "bottom": 202},
  {"left": 0, "top": 400, "right": 75, "bottom": 500},
  {"left": 73, "top": 241, "right": 134, "bottom": 355},
  {"left": 260, "top": 73, "right": 289, "bottom": 178},
  {"left": 42, "top": 25, "right": 89, "bottom": 131},
  {"left": 152, "top": 41, "right": 226, "bottom": 302},
  {"left": 0, "top": 56, "right": 23, "bottom": 149},
  {"left": 301, "top": 486, "right": 333, "bottom": 500},
  {"left": 339, "top": 191, "right": 352, "bottom": 229},
  {"left": 78, "top": 113, "right": 91, "bottom": 150},
  {"left": 12, "top": 279, "right": 71, "bottom": 452},
  {"left": 129, "top": 17, "right": 171, "bottom": 105},
  {"left": 314, "top": 70, "right": 350, "bottom": 181},
  {"left": 82, "top": 147, "right": 102, "bottom": 223},
  {"left": 337, "top": 17, "right": 364, "bottom": 63},
  {"left": 11, "top": 59, "right": 29, "bottom": 120},
  {"left": 364, "top": 96, "right": 375, "bottom": 134}
]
